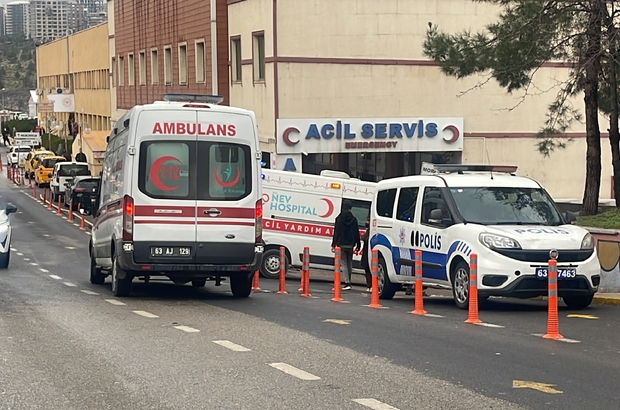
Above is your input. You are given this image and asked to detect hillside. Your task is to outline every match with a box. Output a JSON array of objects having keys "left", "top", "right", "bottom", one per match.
[{"left": 0, "top": 36, "right": 37, "bottom": 112}]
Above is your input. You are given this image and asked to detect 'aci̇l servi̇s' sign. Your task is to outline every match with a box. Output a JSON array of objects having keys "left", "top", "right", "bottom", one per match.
[{"left": 276, "top": 117, "right": 464, "bottom": 154}]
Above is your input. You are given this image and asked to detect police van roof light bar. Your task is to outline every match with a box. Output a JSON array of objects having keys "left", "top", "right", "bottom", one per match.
[
  {"left": 432, "top": 164, "right": 518, "bottom": 174},
  {"left": 162, "top": 94, "right": 224, "bottom": 105}
]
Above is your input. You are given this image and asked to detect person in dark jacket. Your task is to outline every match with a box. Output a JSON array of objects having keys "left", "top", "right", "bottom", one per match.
[
  {"left": 331, "top": 201, "right": 361, "bottom": 290},
  {"left": 75, "top": 148, "right": 87, "bottom": 163},
  {"left": 360, "top": 216, "right": 372, "bottom": 291}
]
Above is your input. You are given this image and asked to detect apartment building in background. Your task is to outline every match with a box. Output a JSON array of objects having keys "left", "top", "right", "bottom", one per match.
[
  {"left": 113, "top": 0, "right": 229, "bottom": 111},
  {"left": 6, "top": 1, "right": 29, "bottom": 37},
  {"left": 0, "top": 6, "right": 5, "bottom": 37},
  {"left": 29, "top": 0, "right": 88, "bottom": 44}
]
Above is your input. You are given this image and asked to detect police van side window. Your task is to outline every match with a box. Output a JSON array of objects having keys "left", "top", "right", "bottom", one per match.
[
  {"left": 376, "top": 189, "right": 397, "bottom": 218},
  {"left": 421, "top": 187, "right": 452, "bottom": 228},
  {"left": 396, "top": 187, "right": 419, "bottom": 223}
]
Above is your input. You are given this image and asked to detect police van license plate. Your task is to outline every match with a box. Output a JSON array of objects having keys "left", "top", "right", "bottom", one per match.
[
  {"left": 535, "top": 268, "right": 577, "bottom": 279},
  {"left": 151, "top": 247, "right": 191, "bottom": 257}
]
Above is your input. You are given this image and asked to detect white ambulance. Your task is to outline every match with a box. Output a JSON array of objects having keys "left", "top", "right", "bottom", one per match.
[
  {"left": 260, "top": 168, "right": 376, "bottom": 278},
  {"left": 369, "top": 164, "right": 600, "bottom": 309},
  {"left": 89, "top": 94, "right": 264, "bottom": 297}
]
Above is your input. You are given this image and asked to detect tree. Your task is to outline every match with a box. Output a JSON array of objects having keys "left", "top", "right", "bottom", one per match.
[{"left": 423, "top": 0, "right": 608, "bottom": 215}]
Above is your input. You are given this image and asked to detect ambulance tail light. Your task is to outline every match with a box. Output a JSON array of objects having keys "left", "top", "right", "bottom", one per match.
[
  {"left": 122, "top": 194, "right": 134, "bottom": 241},
  {"left": 255, "top": 199, "right": 263, "bottom": 243}
]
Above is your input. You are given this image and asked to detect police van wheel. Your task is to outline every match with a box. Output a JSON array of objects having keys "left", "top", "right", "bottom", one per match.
[
  {"left": 260, "top": 248, "right": 287, "bottom": 279},
  {"left": 378, "top": 258, "right": 396, "bottom": 300},
  {"left": 111, "top": 254, "right": 132, "bottom": 297},
  {"left": 451, "top": 261, "right": 470, "bottom": 310},
  {"left": 230, "top": 272, "right": 253, "bottom": 298},
  {"left": 563, "top": 294, "right": 594, "bottom": 310}
]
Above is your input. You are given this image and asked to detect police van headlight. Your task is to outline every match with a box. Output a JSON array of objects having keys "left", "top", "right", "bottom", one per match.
[
  {"left": 581, "top": 233, "right": 594, "bottom": 250},
  {"left": 479, "top": 233, "right": 521, "bottom": 250}
]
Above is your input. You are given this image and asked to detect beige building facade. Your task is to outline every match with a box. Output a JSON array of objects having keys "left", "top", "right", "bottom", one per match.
[
  {"left": 36, "top": 22, "right": 111, "bottom": 137},
  {"left": 228, "top": 0, "right": 614, "bottom": 201}
]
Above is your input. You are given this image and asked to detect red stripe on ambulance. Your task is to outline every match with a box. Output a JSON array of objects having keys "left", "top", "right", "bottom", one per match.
[{"left": 263, "top": 219, "right": 333, "bottom": 238}]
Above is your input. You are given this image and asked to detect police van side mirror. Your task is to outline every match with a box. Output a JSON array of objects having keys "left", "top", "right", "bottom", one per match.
[
  {"left": 428, "top": 209, "right": 443, "bottom": 224},
  {"left": 564, "top": 211, "right": 577, "bottom": 224}
]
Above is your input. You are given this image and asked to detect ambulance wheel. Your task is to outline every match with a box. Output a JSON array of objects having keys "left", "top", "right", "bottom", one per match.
[
  {"left": 89, "top": 254, "right": 106, "bottom": 285},
  {"left": 230, "top": 272, "right": 252, "bottom": 298},
  {"left": 563, "top": 294, "right": 594, "bottom": 310},
  {"left": 451, "top": 260, "right": 470, "bottom": 310},
  {"left": 260, "top": 248, "right": 287, "bottom": 279},
  {"left": 111, "top": 254, "right": 132, "bottom": 297},
  {"left": 377, "top": 257, "right": 396, "bottom": 300}
]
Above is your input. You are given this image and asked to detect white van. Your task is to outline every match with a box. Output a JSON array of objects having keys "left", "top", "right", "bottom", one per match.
[
  {"left": 50, "top": 161, "right": 90, "bottom": 201},
  {"left": 370, "top": 164, "right": 600, "bottom": 309},
  {"left": 89, "top": 94, "right": 263, "bottom": 297},
  {"left": 260, "top": 168, "right": 375, "bottom": 278}
]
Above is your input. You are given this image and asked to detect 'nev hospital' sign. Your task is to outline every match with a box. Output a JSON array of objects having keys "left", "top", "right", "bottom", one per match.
[{"left": 276, "top": 117, "right": 464, "bottom": 154}]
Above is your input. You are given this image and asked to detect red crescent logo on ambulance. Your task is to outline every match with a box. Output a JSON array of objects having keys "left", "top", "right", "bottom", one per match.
[
  {"left": 318, "top": 198, "right": 335, "bottom": 218},
  {"left": 214, "top": 167, "right": 241, "bottom": 188},
  {"left": 150, "top": 156, "right": 181, "bottom": 192}
]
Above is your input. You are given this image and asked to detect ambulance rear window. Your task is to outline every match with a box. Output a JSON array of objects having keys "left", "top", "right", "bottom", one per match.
[{"left": 140, "top": 141, "right": 192, "bottom": 199}]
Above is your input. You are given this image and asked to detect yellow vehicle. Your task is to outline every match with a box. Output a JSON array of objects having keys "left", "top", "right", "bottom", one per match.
[
  {"left": 25, "top": 149, "right": 54, "bottom": 179},
  {"left": 35, "top": 156, "right": 66, "bottom": 186}
]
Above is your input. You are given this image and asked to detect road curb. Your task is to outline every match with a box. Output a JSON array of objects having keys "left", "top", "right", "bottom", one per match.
[{"left": 592, "top": 295, "right": 620, "bottom": 306}]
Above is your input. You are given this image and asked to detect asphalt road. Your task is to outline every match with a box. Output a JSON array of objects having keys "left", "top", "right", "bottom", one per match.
[{"left": 1, "top": 166, "right": 619, "bottom": 409}]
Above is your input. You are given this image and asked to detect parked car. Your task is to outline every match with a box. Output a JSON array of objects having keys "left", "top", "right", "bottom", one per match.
[
  {"left": 64, "top": 176, "right": 101, "bottom": 213},
  {"left": 50, "top": 162, "right": 90, "bottom": 201},
  {"left": 34, "top": 156, "right": 66, "bottom": 187},
  {"left": 25, "top": 149, "right": 55, "bottom": 179},
  {"left": 6, "top": 146, "right": 32, "bottom": 168},
  {"left": 0, "top": 204, "right": 18, "bottom": 269}
]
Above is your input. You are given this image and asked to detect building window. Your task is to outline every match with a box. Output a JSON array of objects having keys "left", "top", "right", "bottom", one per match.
[
  {"left": 128, "top": 53, "right": 135, "bottom": 86},
  {"left": 195, "top": 40, "right": 206, "bottom": 83},
  {"left": 164, "top": 46, "right": 172, "bottom": 85},
  {"left": 231, "top": 36, "right": 241, "bottom": 83},
  {"left": 138, "top": 51, "right": 146, "bottom": 86},
  {"left": 252, "top": 32, "right": 265, "bottom": 82},
  {"left": 151, "top": 49, "right": 159, "bottom": 85},
  {"left": 111, "top": 57, "right": 116, "bottom": 87},
  {"left": 178, "top": 43, "right": 188, "bottom": 85},
  {"left": 118, "top": 55, "right": 124, "bottom": 86}
]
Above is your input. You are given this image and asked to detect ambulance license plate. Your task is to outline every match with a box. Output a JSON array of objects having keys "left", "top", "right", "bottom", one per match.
[
  {"left": 151, "top": 246, "right": 191, "bottom": 257},
  {"left": 535, "top": 268, "right": 577, "bottom": 279}
]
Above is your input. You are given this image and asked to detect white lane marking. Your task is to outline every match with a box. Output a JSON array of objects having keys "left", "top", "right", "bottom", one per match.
[
  {"left": 80, "top": 290, "right": 99, "bottom": 295},
  {"left": 352, "top": 398, "right": 400, "bottom": 410},
  {"left": 16, "top": 252, "right": 23, "bottom": 256},
  {"left": 85, "top": 232, "right": 91, "bottom": 235},
  {"left": 174, "top": 325, "right": 200, "bottom": 333},
  {"left": 73, "top": 223, "right": 79, "bottom": 227},
  {"left": 531, "top": 333, "right": 581, "bottom": 343},
  {"left": 105, "top": 299, "right": 126, "bottom": 306},
  {"left": 65, "top": 246, "right": 76, "bottom": 250},
  {"left": 23, "top": 258, "right": 30, "bottom": 261},
  {"left": 30, "top": 262, "right": 38, "bottom": 266},
  {"left": 423, "top": 313, "right": 445, "bottom": 318},
  {"left": 10, "top": 248, "right": 16, "bottom": 252},
  {"left": 63, "top": 282, "right": 77, "bottom": 287},
  {"left": 62, "top": 216, "right": 67, "bottom": 219},
  {"left": 42, "top": 234, "right": 50, "bottom": 237},
  {"left": 474, "top": 322, "right": 505, "bottom": 328},
  {"left": 132, "top": 310, "right": 159, "bottom": 318},
  {"left": 269, "top": 363, "right": 321, "bottom": 381},
  {"left": 40, "top": 268, "right": 49, "bottom": 273},
  {"left": 49, "top": 275, "right": 62, "bottom": 280},
  {"left": 213, "top": 340, "right": 251, "bottom": 352}
]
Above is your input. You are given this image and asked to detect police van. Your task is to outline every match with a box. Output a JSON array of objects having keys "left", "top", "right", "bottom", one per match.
[
  {"left": 369, "top": 164, "right": 600, "bottom": 309},
  {"left": 260, "top": 169, "right": 375, "bottom": 278},
  {"left": 89, "top": 94, "right": 263, "bottom": 297}
]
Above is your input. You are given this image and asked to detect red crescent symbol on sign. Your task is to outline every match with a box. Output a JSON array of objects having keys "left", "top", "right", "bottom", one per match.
[
  {"left": 318, "top": 198, "right": 335, "bottom": 218},
  {"left": 443, "top": 125, "right": 460, "bottom": 144},
  {"left": 214, "top": 167, "right": 241, "bottom": 188},
  {"left": 262, "top": 193, "right": 270, "bottom": 204},
  {"left": 149, "top": 156, "right": 181, "bottom": 191},
  {"left": 282, "top": 127, "right": 300, "bottom": 146}
]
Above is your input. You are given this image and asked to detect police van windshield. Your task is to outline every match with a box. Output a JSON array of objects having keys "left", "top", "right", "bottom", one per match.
[{"left": 449, "top": 187, "right": 563, "bottom": 226}]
